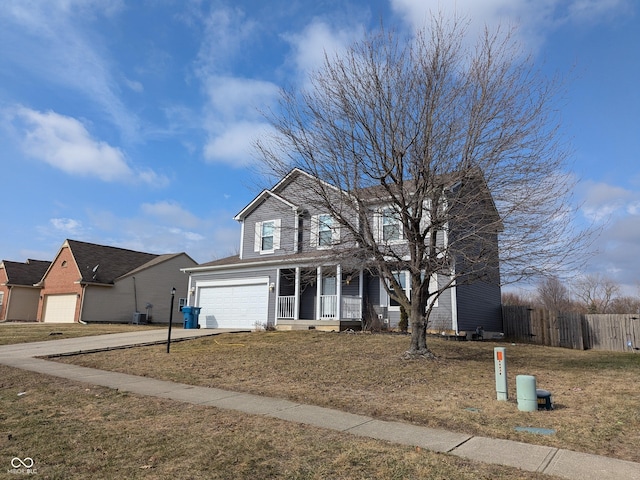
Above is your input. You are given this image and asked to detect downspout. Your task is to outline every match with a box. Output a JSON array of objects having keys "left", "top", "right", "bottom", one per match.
[
  {"left": 133, "top": 276, "right": 138, "bottom": 312},
  {"left": 78, "top": 285, "right": 88, "bottom": 325},
  {"left": 3, "top": 286, "right": 12, "bottom": 321},
  {"left": 451, "top": 278, "right": 458, "bottom": 334}
]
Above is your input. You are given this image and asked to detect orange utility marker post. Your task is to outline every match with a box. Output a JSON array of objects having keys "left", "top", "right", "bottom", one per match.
[{"left": 494, "top": 347, "right": 508, "bottom": 400}]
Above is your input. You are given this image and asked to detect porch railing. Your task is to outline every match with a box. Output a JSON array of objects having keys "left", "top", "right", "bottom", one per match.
[
  {"left": 277, "top": 295, "right": 296, "bottom": 319},
  {"left": 320, "top": 295, "right": 337, "bottom": 318},
  {"left": 342, "top": 295, "right": 362, "bottom": 319},
  {"left": 277, "top": 294, "right": 362, "bottom": 320}
]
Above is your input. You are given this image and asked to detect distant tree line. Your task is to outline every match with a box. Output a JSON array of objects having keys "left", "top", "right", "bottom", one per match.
[{"left": 502, "top": 274, "right": 640, "bottom": 314}]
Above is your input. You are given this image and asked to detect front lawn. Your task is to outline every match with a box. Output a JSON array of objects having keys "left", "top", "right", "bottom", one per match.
[{"left": 56, "top": 330, "right": 640, "bottom": 463}]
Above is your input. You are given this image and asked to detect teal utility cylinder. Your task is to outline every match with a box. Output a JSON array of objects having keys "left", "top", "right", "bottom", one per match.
[{"left": 516, "top": 375, "right": 537, "bottom": 412}]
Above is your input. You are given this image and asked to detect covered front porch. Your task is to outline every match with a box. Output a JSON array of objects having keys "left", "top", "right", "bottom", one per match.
[{"left": 275, "top": 265, "right": 363, "bottom": 331}]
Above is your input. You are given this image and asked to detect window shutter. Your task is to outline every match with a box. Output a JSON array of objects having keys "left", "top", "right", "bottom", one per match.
[
  {"left": 420, "top": 200, "right": 431, "bottom": 236},
  {"left": 331, "top": 223, "right": 340, "bottom": 244},
  {"left": 310, "top": 215, "right": 319, "bottom": 248},
  {"left": 273, "top": 219, "right": 281, "bottom": 250},
  {"left": 379, "top": 277, "right": 388, "bottom": 307},
  {"left": 373, "top": 211, "right": 382, "bottom": 242},
  {"left": 429, "top": 274, "right": 439, "bottom": 308},
  {"left": 254, "top": 221, "right": 262, "bottom": 252}
]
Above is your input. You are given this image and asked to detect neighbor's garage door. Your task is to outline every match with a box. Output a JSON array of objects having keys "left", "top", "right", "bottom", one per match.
[
  {"left": 43, "top": 294, "right": 77, "bottom": 323},
  {"left": 197, "top": 279, "right": 268, "bottom": 329}
]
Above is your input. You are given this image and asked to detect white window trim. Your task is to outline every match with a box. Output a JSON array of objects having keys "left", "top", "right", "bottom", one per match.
[
  {"left": 384, "top": 271, "right": 410, "bottom": 312},
  {"left": 310, "top": 214, "right": 340, "bottom": 249},
  {"left": 374, "top": 206, "right": 405, "bottom": 244},
  {"left": 254, "top": 219, "right": 281, "bottom": 254},
  {"left": 380, "top": 271, "right": 438, "bottom": 312}
]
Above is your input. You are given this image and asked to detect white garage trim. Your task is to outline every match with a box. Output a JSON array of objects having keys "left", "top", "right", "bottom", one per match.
[
  {"left": 195, "top": 277, "right": 269, "bottom": 329},
  {"left": 196, "top": 277, "right": 269, "bottom": 288},
  {"left": 43, "top": 294, "right": 77, "bottom": 323}
]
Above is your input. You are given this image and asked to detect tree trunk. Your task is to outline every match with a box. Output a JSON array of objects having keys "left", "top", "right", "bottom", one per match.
[{"left": 406, "top": 304, "right": 435, "bottom": 359}]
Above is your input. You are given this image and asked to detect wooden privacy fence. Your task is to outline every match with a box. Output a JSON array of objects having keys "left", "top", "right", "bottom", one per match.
[{"left": 502, "top": 306, "right": 640, "bottom": 352}]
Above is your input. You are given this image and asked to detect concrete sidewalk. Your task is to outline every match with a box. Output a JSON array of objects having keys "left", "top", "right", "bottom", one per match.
[{"left": 1, "top": 329, "right": 638, "bottom": 479}]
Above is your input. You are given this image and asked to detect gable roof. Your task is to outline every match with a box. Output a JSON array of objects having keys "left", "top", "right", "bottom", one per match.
[
  {"left": 118, "top": 253, "right": 196, "bottom": 280},
  {"left": 66, "top": 239, "right": 162, "bottom": 285},
  {"left": 0, "top": 259, "right": 51, "bottom": 287},
  {"left": 233, "top": 189, "right": 299, "bottom": 221},
  {"left": 37, "top": 239, "right": 160, "bottom": 286}
]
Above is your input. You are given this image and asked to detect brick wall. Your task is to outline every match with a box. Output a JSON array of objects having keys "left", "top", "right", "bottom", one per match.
[{"left": 36, "top": 245, "right": 83, "bottom": 322}]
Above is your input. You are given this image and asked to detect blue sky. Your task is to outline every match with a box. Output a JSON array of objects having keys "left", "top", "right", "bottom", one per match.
[{"left": 1, "top": 1, "right": 638, "bottom": 294}]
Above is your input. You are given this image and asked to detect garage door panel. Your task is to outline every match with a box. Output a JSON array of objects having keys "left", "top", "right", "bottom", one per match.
[
  {"left": 43, "top": 294, "right": 77, "bottom": 323},
  {"left": 197, "top": 282, "right": 268, "bottom": 329}
]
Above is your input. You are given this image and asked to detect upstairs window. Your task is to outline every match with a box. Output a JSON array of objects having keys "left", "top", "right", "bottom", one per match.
[
  {"left": 318, "top": 214, "right": 333, "bottom": 247},
  {"left": 254, "top": 219, "right": 281, "bottom": 254},
  {"left": 262, "top": 221, "right": 275, "bottom": 250},
  {"left": 311, "top": 214, "right": 340, "bottom": 248},
  {"left": 382, "top": 207, "right": 402, "bottom": 242}
]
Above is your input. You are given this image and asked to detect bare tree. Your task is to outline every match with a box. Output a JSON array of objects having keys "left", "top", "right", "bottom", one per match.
[
  {"left": 256, "top": 16, "right": 588, "bottom": 356},
  {"left": 607, "top": 296, "right": 640, "bottom": 314},
  {"left": 573, "top": 274, "right": 620, "bottom": 313},
  {"left": 502, "top": 290, "right": 534, "bottom": 307},
  {"left": 536, "top": 276, "right": 573, "bottom": 311}
]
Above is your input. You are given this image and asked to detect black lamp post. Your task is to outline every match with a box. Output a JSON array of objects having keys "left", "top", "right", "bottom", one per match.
[{"left": 166, "top": 287, "right": 176, "bottom": 353}]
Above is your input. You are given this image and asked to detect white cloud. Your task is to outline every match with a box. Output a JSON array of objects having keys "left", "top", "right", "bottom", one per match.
[
  {"left": 123, "top": 77, "right": 144, "bottom": 93},
  {"left": 578, "top": 180, "right": 639, "bottom": 222},
  {"left": 0, "top": 0, "right": 138, "bottom": 139},
  {"left": 203, "top": 76, "right": 280, "bottom": 121},
  {"left": 141, "top": 201, "right": 201, "bottom": 229},
  {"left": 198, "top": 76, "right": 279, "bottom": 167},
  {"left": 389, "top": 0, "right": 632, "bottom": 52},
  {"left": 50, "top": 218, "right": 84, "bottom": 235},
  {"left": 193, "top": 5, "right": 258, "bottom": 78},
  {"left": 85, "top": 206, "right": 237, "bottom": 263},
  {"left": 9, "top": 107, "right": 164, "bottom": 185},
  {"left": 284, "top": 20, "right": 364, "bottom": 77},
  {"left": 204, "top": 121, "right": 275, "bottom": 166},
  {"left": 575, "top": 180, "right": 640, "bottom": 293}
]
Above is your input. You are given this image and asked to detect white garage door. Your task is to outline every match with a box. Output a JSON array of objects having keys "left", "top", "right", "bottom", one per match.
[
  {"left": 197, "top": 278, "right": 269, "bottom": 329},
  {"left": 43, "top": 294, "right": 77, "bottom": 323}
]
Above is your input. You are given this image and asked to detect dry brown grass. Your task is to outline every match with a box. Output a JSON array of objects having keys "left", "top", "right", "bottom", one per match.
[
  {"left": 54, "top": 330, "right": 640, "bottom": 464},
  {"left": 0, "top": 365, "right": 555, "bottom": 479},
  {"left": 0, "top": 323, "right": 158, "bottom": 346}
]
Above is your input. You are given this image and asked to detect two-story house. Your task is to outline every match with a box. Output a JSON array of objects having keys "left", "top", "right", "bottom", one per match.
[{"left": 184, "top": 169, "right": 503, "bottom": 335}]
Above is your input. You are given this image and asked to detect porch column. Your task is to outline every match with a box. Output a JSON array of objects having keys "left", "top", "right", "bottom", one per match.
[
  {"left": 336, "top": 264, "right": 342, "bottom": 320},
  {"left": 359, "top": 270, "right": 364, "bottom": 321},
  {"left": 294, "top": 267, "right": 300, "bottom": 320},
  {"left": 275, "top": 268, "right": 281, "bottom": 323},
  {"left": 316, "top": 266, "right": 322, "bottom": 320}
]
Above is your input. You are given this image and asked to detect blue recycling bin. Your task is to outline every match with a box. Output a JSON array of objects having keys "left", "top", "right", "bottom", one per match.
[{"left": 182, "top": 306, "right": 201, "bottom": 329}]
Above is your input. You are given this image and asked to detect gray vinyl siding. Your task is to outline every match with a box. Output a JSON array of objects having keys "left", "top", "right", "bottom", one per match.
[
  {"left": 190, "top": 267, "right": 279, "bottom": 327},
  {"left": 81, "top": 254, "right": 196, "bottom": 324},
  {"left": 277, "top": 176, "right": 358, "bottom": 255},
  {"left": 455, "top": 281, "right": 503, "bottom": 332},
  {"left": 241, "top": 195, "right": 298, "bottom": 260},
  {"left": 426, "top": 275, "right": 454, "bottom": 331}
]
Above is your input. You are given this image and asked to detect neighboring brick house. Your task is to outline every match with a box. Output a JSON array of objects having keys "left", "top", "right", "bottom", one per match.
[
  {"left": 183, "top": 168, "right": 503, "bottom": 334},
  {"left": 35, "top": 239, "right": 197, "bottom": 324},
  {"left": 0, "top": 259, "right": 51, "bottom": 321}
]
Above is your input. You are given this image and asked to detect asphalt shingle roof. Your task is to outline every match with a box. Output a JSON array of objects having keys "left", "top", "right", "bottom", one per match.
[
  {"left": 67, "top": 239, "right": 160, "bottom": 285},
  {"left": 1, "top": 259, "right": 51, "bottom": 286}
]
